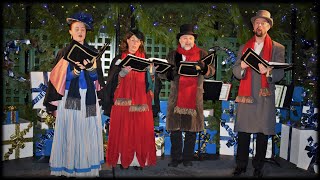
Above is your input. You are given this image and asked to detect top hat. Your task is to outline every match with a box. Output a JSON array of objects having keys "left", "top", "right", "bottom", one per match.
[
  {"left": 176, "top": 24, "right": 198, "bottom": 40},
  {"left": 251, "top": 10, "right": 273, "bottom": 27},
  {"left": 130, "top": 29, "right": 145, "bottom": 42},
  {"left": 66, "top": 12, "right": 94, "bottom": 30}
]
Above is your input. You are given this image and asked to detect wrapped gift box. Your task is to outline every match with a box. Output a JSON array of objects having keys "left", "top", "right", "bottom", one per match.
[
  {"left": 203, "top": 109, "right": 213, "bottom": 118},
  {"left": 221, "top": 100, "right": 237, "bottom": 122},
  {"left": 279, "top": 123, "right": 293, "bottom": 161},
  {"left": 155, "top": 136, "right": 165, "bottom": 156},
  {"left": 154, "top": 126, "right": 164, "bottom": 137},
  {"left": 204, "top": 109, "right": 214, "bottom": 127},
  {"left": 219, "top": 121, "right": 238, "bottom": 156},
  {"left": 289, "top": 127, "right": 318, "bottom": 170},
  {"left": 5, "top": 110, "right": 19, "bottom": 124},
  {"left": 159, "top": 101, "right": 168, "bottom": 128},
  {"left": 290, "top": 106, "right": 303, "bottom": 121},
  {"left": 194, "top": 129, "right": 217, "bottom": 154},
  {"left": 276, "top": 108, "right": 289, "bottom": 124},
  {"left": 2, "top": 119, "right": 33, "bottom": 161},
  {"left": 301, "top": 106, "right": 318, "bottom": 129},
  {"left": 292, "top": 86, "right": 304, "bottom": 102},
  {"left": 164, "top": 135, "right": 171, "bottom": 155},
  {"left": 160, "top": 101, "right": 168, "bottom": 116},
  {"left": 34, "top": 128, "right": 54, "bottom": 157},
  {"left": 30, "top": 71, "right": 51, "bottom": 109},
  {"left": 158, "top": 111, "right": 167, "bottom": 128}
]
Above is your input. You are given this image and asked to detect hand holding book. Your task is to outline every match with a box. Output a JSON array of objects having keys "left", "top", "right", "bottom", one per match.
[
  {"left": 117, "top": 54, "right": 173, "bottom": 73},
  {"left": 64, "top": 40, "right": 109, "bottom": 70},
  {"left": 241, "top": 48, "right": 292, "bottom": 74}
]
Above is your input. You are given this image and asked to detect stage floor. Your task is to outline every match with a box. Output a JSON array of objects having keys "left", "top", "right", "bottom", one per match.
[{"left": 2, "top": 155, "right": 317, "bottom": 178}]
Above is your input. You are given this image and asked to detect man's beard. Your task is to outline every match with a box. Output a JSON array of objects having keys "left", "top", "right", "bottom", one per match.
[{"left": 254, "top": 29, "right": 264, "bottom": 37}]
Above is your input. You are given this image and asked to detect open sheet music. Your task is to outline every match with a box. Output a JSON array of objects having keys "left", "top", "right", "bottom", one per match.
[
  {"left": 64, "top": 40, "right": 109, "bottom": 65},
  {"left": 241, "top": 48, "right": 292, "bottom": 74},
  {"left": 203, "top": 79, "right": 232, "bottom": 101},
  {"left": 116, "top": 54, "right": 173, "bottom": 73}
]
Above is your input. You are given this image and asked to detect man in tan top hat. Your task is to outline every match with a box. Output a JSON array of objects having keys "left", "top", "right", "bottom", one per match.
[{"left": 232, "top": 10, "right": 285, "bottom": 177}]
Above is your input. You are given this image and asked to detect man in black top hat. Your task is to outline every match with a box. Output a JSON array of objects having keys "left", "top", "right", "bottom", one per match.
[{"left": 159, "top": 24, "right": 215, "bottom": 167}]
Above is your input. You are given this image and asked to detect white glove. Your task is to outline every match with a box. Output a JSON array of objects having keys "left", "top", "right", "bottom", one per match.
[{"left": 119, "top": 66, "right": 132, "bottom": 77}]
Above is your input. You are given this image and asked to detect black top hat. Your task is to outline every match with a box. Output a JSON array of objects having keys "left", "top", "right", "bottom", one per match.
[
  {"left": 130, "top": 29, "right": 145, "bottom": 42},
  {"left": 66, "top": 12, "right": 94, "bottom": 30},
  {"left": 176, "top": 24, "right": 198, "bottom": 40}
]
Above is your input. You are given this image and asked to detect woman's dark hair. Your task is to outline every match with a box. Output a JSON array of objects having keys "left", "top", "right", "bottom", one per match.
[{"left": 119, "top": 31, "right": 145, "bottom": 53}]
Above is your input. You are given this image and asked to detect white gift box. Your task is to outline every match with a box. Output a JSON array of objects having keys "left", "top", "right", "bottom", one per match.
[
  {"left": 2, "top": 119, "right": 33, "bottom": 160},
  {"left": 279, "top": 124, "right": 292, "bottom": 160},
  {"left": 30, "top": 71, "right": 51, "bottom": 109},
  {"left": 220, "top": 122, "right": 272, "bottom": 158},
  {"left": 220, "top": 122, "right": 237, "bottom": 156},
  {"left": 155, "top": 136, "right": 164, "bottom": 156},
  {"left": 204, "top": 109, "right": 214, "bottom": 127},
  {"left": 302, "top": 106, "right": 318, "bottom": 114},
  {"left": 289, "top": 127, "right": 318, "bottom": 170},
  {"left": 203, "top": 109, "right": 214, "bottom": 117}
]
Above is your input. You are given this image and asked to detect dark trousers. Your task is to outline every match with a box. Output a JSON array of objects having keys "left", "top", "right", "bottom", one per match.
[
  {"left": 170, "top": 130, "right": 196, "bottom": 161},
  {"left": 236, "top": 132, "right": 268, "bottom": 170},
  {"left": 152, "top": 74, "right": 162, "bottom": 117}
]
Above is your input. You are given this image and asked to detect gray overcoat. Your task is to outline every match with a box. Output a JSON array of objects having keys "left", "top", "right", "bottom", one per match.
[
  {"left": 232, "top": 40, "right": 285, "bottom": 135},
  {"left": 159, "top": 49, "right": 215, "bottom": 132}
]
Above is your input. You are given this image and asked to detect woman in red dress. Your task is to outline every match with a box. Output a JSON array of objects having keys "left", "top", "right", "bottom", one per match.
[{"left": 105, "top": 30, "right": 156, "bottom": 169}]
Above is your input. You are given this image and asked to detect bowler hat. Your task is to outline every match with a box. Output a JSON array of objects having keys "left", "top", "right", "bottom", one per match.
[
  {"left": 251, "top": 10, "right": 273, "bottom": 27},
  {"left": 130, "top": 29, "right": 145, "bottom": 42},
  {"left": 66, "top": 12, "right": 94, "bottom": 30},
  {"left": 176, "top": 24, "right": 198, "bottom": 40}
]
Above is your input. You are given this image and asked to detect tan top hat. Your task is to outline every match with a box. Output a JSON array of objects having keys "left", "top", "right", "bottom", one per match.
[{"left": 251, "top": 10, "right": 273, "bottom": 27}]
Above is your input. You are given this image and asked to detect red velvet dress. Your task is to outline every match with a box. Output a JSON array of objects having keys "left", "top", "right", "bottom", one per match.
[{"left": 106, "top": 57, "right": 156, "bottom": 168}]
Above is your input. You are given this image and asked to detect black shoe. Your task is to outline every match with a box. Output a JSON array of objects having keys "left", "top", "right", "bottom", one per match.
[
  {"left": 233, "top": 167, "right": 246, "bottom": 176},
  {"left": 253, "top": 168, "right": 263, "bottom": 177},
  {"left": 133, "top": 166, "right": 143, "bottom": 170},
  {"left": 168, "top": 160, "right": 180, "bottom": 167},
  {"left": 119, "top": 164, "right": 128, "bottom": 170},
  {"left": 183, "top": 161, "right": 193, "bottom": 167}
]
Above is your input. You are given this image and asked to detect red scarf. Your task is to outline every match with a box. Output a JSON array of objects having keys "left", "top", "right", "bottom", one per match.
[
  {"left": 175, "top": 44, "right": 201, "bottom": 116},
  {"left": 235, "top": 34, "right": 272, "bottom": 103},
  {"left": 114, "top": 50, "right": 147, "bottom": 109}
]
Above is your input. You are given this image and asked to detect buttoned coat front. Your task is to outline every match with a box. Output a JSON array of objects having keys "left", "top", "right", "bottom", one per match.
[{"left": 232, "top": 41, "right": 285, "bottom": 135}]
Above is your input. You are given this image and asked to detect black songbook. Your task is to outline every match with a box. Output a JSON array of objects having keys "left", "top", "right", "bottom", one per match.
[
  {"left": 201, "top": 52, "right": 215, "bottom": 66},
  {"left": 149, "top": 58, "right": 173, "bottom": 74},
  {"left": 64, "top": 40, "right": 109, "bottom": 65},
  {"left": 117, "top": 54, "right": 152, "bottom": 72},
  {"left": 241, "top": 48, "right": 292, "bottom": 74},
  {"left": 203, "top": 80, "right": 223, "bottom": 101},
  {"left": 177, "top": 62, "right": 199, "bottom": 77}
]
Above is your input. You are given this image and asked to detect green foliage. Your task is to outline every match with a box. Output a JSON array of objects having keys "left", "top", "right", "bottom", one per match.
[{"left": 203, "top": 100, "right": 222, "bottom": 150}]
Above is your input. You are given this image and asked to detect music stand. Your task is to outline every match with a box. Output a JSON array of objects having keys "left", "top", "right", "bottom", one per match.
[{"left": 195, "top": 80, "right": 222, "bottom": 160}]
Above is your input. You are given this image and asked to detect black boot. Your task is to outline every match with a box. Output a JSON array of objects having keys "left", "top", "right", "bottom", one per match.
[
  {"left": 133, "top": 166, "right": 143, "bottom": 170},
  {"left": 233, "top": 167, "right": 246, "bottom": 176},
  {"left": 168, "top": 160, "right": 180, "bottom": 167},
  {"left": 182, "top": 160, "right": 193, "bottom": 167},
  {"left": 253, "top": 168, "right": 263, "bottom": 177}
]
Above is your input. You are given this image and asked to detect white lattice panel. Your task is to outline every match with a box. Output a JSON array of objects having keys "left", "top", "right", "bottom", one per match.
[{"left": 89, "top": 33, "right": 116, "bottom": 78}]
